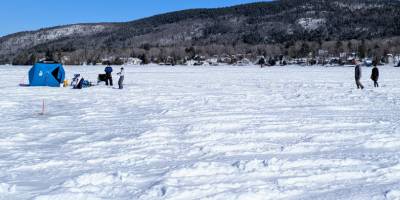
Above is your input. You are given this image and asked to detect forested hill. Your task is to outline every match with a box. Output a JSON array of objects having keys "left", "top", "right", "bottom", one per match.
[{"left": 2, "top": 0, "right": 400, "bottom": 65}]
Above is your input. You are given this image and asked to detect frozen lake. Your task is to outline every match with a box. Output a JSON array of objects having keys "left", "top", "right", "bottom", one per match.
[{"left": 1, "top": 65, "right": 400, "bottom": 200}]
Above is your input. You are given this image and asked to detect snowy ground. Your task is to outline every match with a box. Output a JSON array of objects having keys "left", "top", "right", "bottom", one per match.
[{"left": 1, "top": 65, "right": 400, "bottom": 200}]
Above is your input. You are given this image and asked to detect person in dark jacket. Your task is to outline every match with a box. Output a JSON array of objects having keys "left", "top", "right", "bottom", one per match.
[
  {"left": 117, "top": 67, "right": 125, "bottom": 89},
  {"left": 268, "top": 58, "right": 276, "bottom": 66},
  {"left": 258, "top": 57, "right": 266, "bottom": 68},
  {"left": 355, "top": 64, "right": 364, "bottom": 89},
  {"left": 371, "top": 65, "right": 379, "bottom": 87},
  {"left": 104, "top": 65, "right": 113, "bottom": 86}
]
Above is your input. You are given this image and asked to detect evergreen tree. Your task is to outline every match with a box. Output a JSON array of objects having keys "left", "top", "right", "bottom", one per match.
[
  {"left": 347, "top": 41, "right": 353, "bottom": 52},
  {"left": 139, "top": 54, "right": 149, "bottom": 64},
  {"left": 45, "top": 49, "right": 54, "bottom": 61},
  {"left": 358, "top": 40, "right": 367, "bottom": 59},
  {"left": 185, "top": 46, "right": 196, "bottom": 59},
  {"left": 335, "top": 41, "right": 343, "bottom": 55},
  {"left": 300, "top": 42, "right": 311, "bottom": 57},
  {"left": 28, "top": 54, "right": 37, "bottom": 65}
]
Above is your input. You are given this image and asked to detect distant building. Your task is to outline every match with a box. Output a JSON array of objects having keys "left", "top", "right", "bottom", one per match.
[
  {"left": 318, "top": 49, "right": 328, "bottom": 57},
  {"left": 185, "top": 59, "right": 204, "bottom": 66},
  {"left": 218, "top": 55, "right": 232, "bottom": 64},
  {"left": 206, "top": 58, "right": 219, "bottom": 66},
  {"left": 235, "top": 58, "right": 252, "bottom": 66},
  {"left": 123, "top": 57, "right": 142, "bottom": 65},
  {"left": 386, "top": 54, "right": 394, "bottom": 64},
  {"left": 61, "top": 56, "right": 70, "bottom": 64}
]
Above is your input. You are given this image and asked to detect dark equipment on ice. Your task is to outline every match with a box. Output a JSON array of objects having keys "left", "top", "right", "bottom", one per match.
[
  {"left": 98, "top": 74, "right": 107, "bottom": 84},
  {"left": 73, "top": 78, "right": 84, "bottom": 89},
  {"left": 71, "top": 74, "right": 84, "bottom": 89},
  {"left": 71, "top": 74, "right": 81, "bottom": 86},
  {"left": 71, "top": 74, "right": 94, "bottom": 89}
]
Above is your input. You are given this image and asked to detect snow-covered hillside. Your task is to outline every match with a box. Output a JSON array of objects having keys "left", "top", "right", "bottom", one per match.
[
  {"left": 0, "top": 24, "right": 107, "bottom": 54},
  {"left": 1, "top": 65, "right": 400, "bottom": 200}
]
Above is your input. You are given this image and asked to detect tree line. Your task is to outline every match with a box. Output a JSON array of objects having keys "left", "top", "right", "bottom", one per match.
[{"left": 9, "top": 37, "right": 400, "bottom": 65}]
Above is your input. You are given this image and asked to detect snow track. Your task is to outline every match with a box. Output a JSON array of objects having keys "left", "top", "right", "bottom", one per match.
[{"left": 0, "top": 65, "right": 400, "bottom": 199}]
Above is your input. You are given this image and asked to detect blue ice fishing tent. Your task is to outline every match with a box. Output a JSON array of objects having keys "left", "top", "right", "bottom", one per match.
[{"left": 29, "top": 62, "right": 65, "bottom": 87}]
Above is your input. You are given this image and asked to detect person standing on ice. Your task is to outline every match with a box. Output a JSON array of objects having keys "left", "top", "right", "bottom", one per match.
[
  {"left": 104, "top": 65, "right": 113, "bottom": 86},
  {"left": 117, "top": 67, "right": 125, "bottom": 89},
  {"left": 258, "top": 56, "right": 266, "bottom": 68},
  {"left": 371, "top": 65, "right": 379, "bottom": 87},
  {"left": 355, "top": 64, "right": 364, "bottom": 89}
]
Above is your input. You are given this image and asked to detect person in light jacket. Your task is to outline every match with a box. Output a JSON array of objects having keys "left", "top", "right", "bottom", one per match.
[
  {"left": 355, "top": 64, "right": 364, "bottom": 89},
  {"left": 117, "top": 67, "right": 125, "bottom": 89}
]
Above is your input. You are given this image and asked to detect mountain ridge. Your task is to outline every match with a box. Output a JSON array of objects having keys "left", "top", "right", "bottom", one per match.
[{"left": 2, "top": 0, "right": 400, "bottom": 65}]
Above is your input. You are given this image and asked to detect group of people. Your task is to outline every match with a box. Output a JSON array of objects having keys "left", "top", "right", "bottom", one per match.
[
  {"left": 75, "top": 62, "right": 382, "bottom": 90},
  {"left": 69, "top": 65, "right": 125, "bottom": 89},
  {"left": 103, "top": 65, "right": 125, "bottom": 89},
  {"left": 105, "top": 63, "right": 380, "bottom": 90},
  {"left": 354, "top": 63, "right": 380, "bottom": 89}
]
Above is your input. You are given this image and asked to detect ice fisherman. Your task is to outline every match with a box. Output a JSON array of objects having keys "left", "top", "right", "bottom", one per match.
[
  {"left": 371, "top": 65, "right": 379, "bottom": 88},
  {"left": 104, "top": 65, "right": 113, "bottom": 86},
  {"left": 117, "top": 67, "right": 125, "bottom": 89},
  {"left": 355, "top": 64, "right": 364, "bottom": 89}
]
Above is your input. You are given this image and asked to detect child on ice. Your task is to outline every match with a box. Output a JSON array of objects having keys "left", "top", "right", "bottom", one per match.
[{"left": 117, "top": 67, "right": 125, "bottom": 89}]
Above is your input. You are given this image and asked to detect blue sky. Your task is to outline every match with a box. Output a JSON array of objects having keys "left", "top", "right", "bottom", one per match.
[{"left": 0, "top": 0, "right": 264, "bottom": 36}]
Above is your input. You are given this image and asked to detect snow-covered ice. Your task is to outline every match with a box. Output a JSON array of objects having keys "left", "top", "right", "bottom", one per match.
[{"left": 1, "top": 65, "right": 400, "bottom": 200}]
